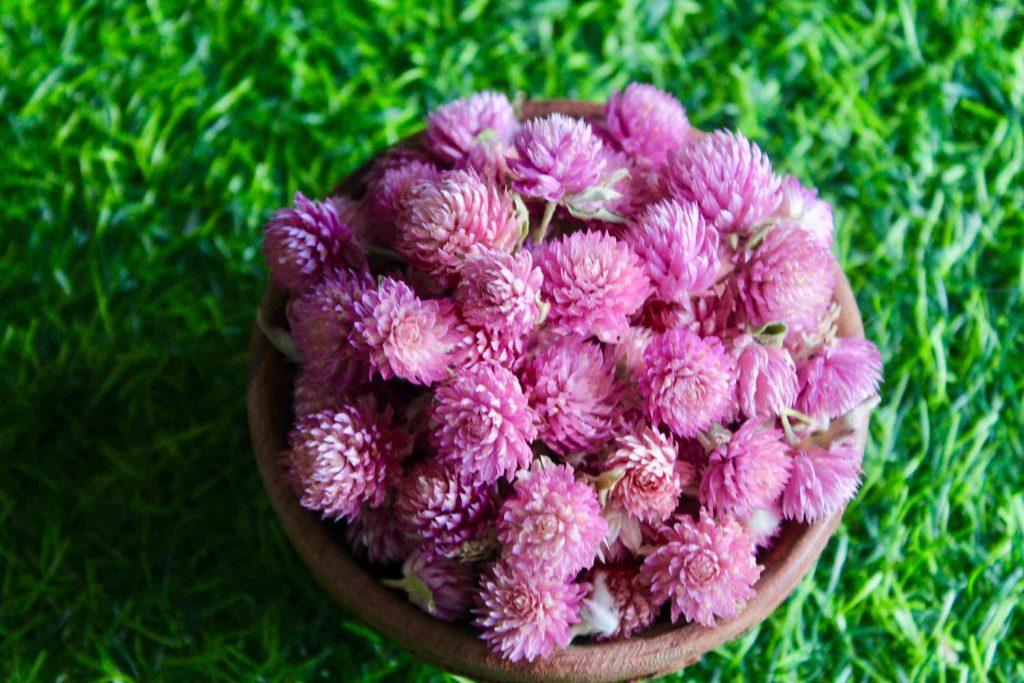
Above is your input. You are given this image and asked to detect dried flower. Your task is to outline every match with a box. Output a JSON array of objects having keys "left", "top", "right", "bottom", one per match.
[
  {"left": 455, "top": 246, "right": 543, "bottom": 338},
  {"left": 610, "top": 326, "right": 655, "bottom": 382},
  {"left": 586, "top": 564, "right": 659, "bottom": 640},
  {"left": 700, "top": 420, "right": 792, "bottom": 517},
  {"left": 732, "top": 334, "right": 799, "bottom": 419},
  {"left": 774, "top": 174, "right": 834, "bottom": 248},
  {"left": 606, "top": 426, "right": 690, "bottom": 524},
  {"left": 366, "top": 157, "right": 441, "bottom": 226},
  {"left": 509, "top": 114, "right": 608, "bottom": 202},
  {"left": 741, "top": 504, "right": 783, "bottom": 549},
  {"left": 387, "top": 552, "right": 476, "bottom": 622},
  {"left": 425, "top": 92, "right": 517, "bottom": 165},
  {"left": 797, "top": 337, "right": 883, "bottom": 422},
  {"left": 347, "top": 501, "right": 410, "bottom": 565},
  {"left": 782, "top": 441, "right": 862, "bottom": 523},
  {"left": 605, "top": 83, "right": 691, "bottom": 168}
]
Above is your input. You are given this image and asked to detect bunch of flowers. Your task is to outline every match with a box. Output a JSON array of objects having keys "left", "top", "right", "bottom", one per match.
[{"left": 264, "top": 85, "right": 883, "bottom": 662}]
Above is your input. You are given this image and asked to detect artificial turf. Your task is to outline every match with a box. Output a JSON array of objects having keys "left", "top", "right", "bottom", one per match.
[{"left": 2, "top": 0, "right": 1023, "bottom": 680}]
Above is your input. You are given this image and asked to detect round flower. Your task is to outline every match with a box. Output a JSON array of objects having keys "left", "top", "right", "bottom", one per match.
[
  {"left": 293, "top": 363, "right": 343, "bottom": 417},
  {"left": 638, "top": 329, "right": 736, "bottom": 438},
  {"left": 625, "top": 199, "right": 720, "bottom": 303},
  {"left": 497, "top": 463, "right": 608, "bottom": 579},
  {"left": 663, "top": 130, "right": 782, "bottom": 235},
  {"left": 455, "top": 246, "right": 543, "bottom": 338},
  {"left": 610, "top": 326, "right": 654, "bottom": 382},
  {"left": 537, "top": 230, "right": 652, "bottom": 343},
  {"left": 396, "top": 169, "right": 520, "bottom": 285},
  {"left": 586, "top": 564, "right": 659, "bottom": 640},
  {"left": 455, "top": 324, "right": 527, "bottom": 370},
  {"left": 393, "top": 459, "right": 497, "bottom": 559},
  {"left": 797, "top": 337, "right": 883, "bottom": 422},
  {"left": 283, "top": 398, "right": 412, "bottom": 522},
  {"left": 782, "top": 441, "right": 862, "bottom": 523},
  {"left": 606, "top": 426, "right": 689, "bottom": 524},
  {"left": 346, "top": 501, "right": 410, "bottom": 565},
  {"left": 521, "top": 339, "right": 625, "bottom": 456},
  {"left": 388, "top": 551, "right": 476, "bottom": 622},
  {"left": 351, "top": 277, "right": 462, "bottom": 386},
  {"left": 509, "top": 113, "right": 608, "bottom": 202},
  {"left": 424, "top": 92, "right": 517, "bottom": 165},
  {"left": 732, "top": 334, "right": 799, "bottom": 419},
  {"left": 774, "top": 174, "right": 834, "bottom": 248},
  {"left": 262, "top": 191, "right": 366, "bottom": 292},
  {"left": 432, "top": 360, "right": 538, "bottom": 485},
  {"left": 366, "top": 157, "right": 441, "bottom": 225},
  {"left": 604, "top": 83, "right": 691, "bottom": 168},
  {"left": 700, "top": 420, "right": 792, "bottom": 517},
  {"left": 741, "top": 504, "right": 783, "bottom": 549},
  {"left": 640, "top": 511, "right": 761, "bottom": 626},
  {"left": 474, "top": 562, "right": 587, "bottom": 662}
]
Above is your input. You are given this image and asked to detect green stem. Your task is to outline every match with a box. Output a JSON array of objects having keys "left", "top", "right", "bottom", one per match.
[
  {"left": 533, "top": 201, "right": 557, "bottom": 243},
  {"left": 364, "top": 243, "right": 405, "bottom": 264}
]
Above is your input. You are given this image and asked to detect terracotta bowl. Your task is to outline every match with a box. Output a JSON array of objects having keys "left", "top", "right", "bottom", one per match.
[{"left": 247, "top": 100, "right": 871, "bottom": 682}]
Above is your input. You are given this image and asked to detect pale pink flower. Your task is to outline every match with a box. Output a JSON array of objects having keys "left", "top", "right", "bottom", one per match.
[
  {"left": 797, "top": 337, "right": 883, "bottom": 422},
  {"left": 731, "top": 334, "right": 798, "bottom": 419},
  {"left": 782, "top": 441, "right": 863, "bottom": 523},
  {"left": 700, "top": 420, "right": 792, "bottom": 517},
  {"left": 741, "top": 504, "right": 784, "bottom": 550},
  {"left": 774, "top": 174, "right": 834, "bottom": 248},
  {"left": 606, "top": 426, "right": 689, "bottom": 524},
  {"left": 454, "top": 324, "right": 527, "bottom": 370},
  {"left": 605, "top": 83, "right": 691, "bottom": 168},
  {"left": 509, "top": 114, "right": 608, "bottom": 201},
  {"left": 455, "top": 246, "right": 543, "bottom": 337},
  {"left": 425, "top": 92, "right": 517, "bottom": 165},
  {"left": 391, "top": 552, "right": 476, "bottom": 622},
  {"left": 586, "top": 564, "right": 659, "bottom": 640},
  {"left": 346, "top": 501, "right": 410, "bottom": 565}
]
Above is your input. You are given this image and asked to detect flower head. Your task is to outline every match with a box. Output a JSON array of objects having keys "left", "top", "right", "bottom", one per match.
[
  {"left": 797, "top": 337, "right": 883, "bottom": 422},
  {"left": 640, "top": 511, "right": 761, "bottom": 626},
  {"left": 425, "top": 92, "right": 517, "bottom": 165},
  {"left": 639, "top": 329, "right": 736, "bottom": 438},
  {"left": 455, "top": 246, "right": 543, "bottom": 338},
  {"left": 497, "top": 462, "right": 608, "bottom": 579},
  {"left": 455, "top": 325, "right": 527, "bottom": 370},
  {"left": 610, "top": 326, "right": 655, "bottom": 382},
  {"left": 537, "top": 230, "right": 652, "bottom": 343},
  {"left": 700, "top": 420, "right": 792, "bottom": 517},
  {"left": 586, "top": 564, "right": 659, "bottom": 640},
  {"left": 732, "top": 334, "right": 798, "bottom": 419},
  {"left": 509, "top": 114, "right": 608, "bottom": 202},
  {"left": 663, "top": 130, "right": 782, "bottom": 235},
  {"left": 741, "top": 504, "right": 783, "bottom": 549},
  {"left": 606, "top": 426, "right": 690, "bottom": 524},
  {"left": 366, "top": 157, "right": 441, "bottom": 226},
  {"left": 782, "top": 441, "right": 862, "bottom": 523},
  {"left": 293, "top": 364, "right": 344, "bottom": 417},
  {"left": 390, "top": 552, "right": 476, "bottom": 622},
  {"left": 775, "top": 174, "right": 834, "bottom": 248},
  {"left": 605, "top": 83, "right": 691, "bottom": 168},
  {"left": 475, "top": 562, "right": 587, "bottom": 662},
  {"left": 346, "top": 501, "right": 410, "bottom": 565}
]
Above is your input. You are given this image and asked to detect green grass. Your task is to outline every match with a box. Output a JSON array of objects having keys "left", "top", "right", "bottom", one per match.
[{"left": 2, "top": 0, "right": 1022, "bottom": 680}]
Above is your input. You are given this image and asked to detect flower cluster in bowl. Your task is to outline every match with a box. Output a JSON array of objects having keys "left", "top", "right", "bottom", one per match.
[{"left": 261, "top": 85, "right": 883, "bottom": 663}]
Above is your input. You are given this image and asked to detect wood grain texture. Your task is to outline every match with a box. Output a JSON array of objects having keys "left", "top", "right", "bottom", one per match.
[{"left": 247, "top": 100, "right": 872, "bottom": 682}]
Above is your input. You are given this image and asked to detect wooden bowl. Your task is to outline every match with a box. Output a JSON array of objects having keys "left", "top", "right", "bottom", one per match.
[{"left": 247, "top": 100, "right": 871, "bottom": 682}]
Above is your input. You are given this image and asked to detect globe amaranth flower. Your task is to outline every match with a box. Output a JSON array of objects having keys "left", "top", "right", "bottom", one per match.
[
  {"left": 365, "top": 157, "right": 441, "bottom": 226},
  {"left": 475, "top": 562, "right": 587, "bottom": 662},
  {"left": 700, "top": 419, "right": 792, "bottom": 517},
  {"left": 293, "top": 364, "right": 344, "bottom": 417},
  {"left": 387, "top": 551, "right": 476, "bottom": 622},
  {"left": 730, "top": 223, "right": 836, "bottom": 337},
  {"left": 424, "top": 91, "right": 517, "bottom": 165},
  {"left": 638, "top": 329, "right": 737, "bottom": 439},
  {"left": 537, "top": 230, "right": 652, "bottom": 343},
  {"left": 585, "top": 564, "right": 659, "bottom": 640},
  {"left": 741, "top": 504, "right": 783, "bottom": 549},
  {"left": 262, "top": 191, "right": 367, "bottom": 292},
  {"left": 509, "top": 113, "right": 608, "bottom": 202},
  {"left": 625, "top": 199, "right": 720, "bottom": 304},
  {"left": 283, "top": 398, "right": 412, "bottom": 522},
  {"left": 351, "top": 277, "right": 463, "bottom": 386},
  {"left": 431, "top": 360, "right": 538, "bottom": 485},
  {"left": 606, "top": 426, "right": 690, "bottom": 524},
  {"left": 396, "top": 169, "right": 520, "bottom": 285},
  {"left": 610, "top": 326, "right": 654, "bottom": 382},
  {"left": 455, "top": 246, "right": 543, "bottom": 338},
  {"left": 731, "top": 333, "right": 798, "bottom": 419},
  {"left": 604, "top": 83, "right": 691, "bottom": 168},
  {"left": 497, "top": 463, "right": 608, "bottom": 580},
  {"left": 521, "top": 339, "right": 625, "bottom": 456},
  {"left": 774, "top": 174, "right": 834, "bottom": 248},
  {"left": 346, "top": 501, "right": 410, "bottom": 565},
  {"left": 393, "top": 458, "right": 497, "bottom": 559},
  {"left": 640, "top": 511, "right": 761, "bottom": 626},
  {"left": 455, "top": 324, "right": 528, "bottom": 371},
  {"left": 782, "top": 440, "right": 862, "bottom": 523},
  {"left": 797, "top": 337, "right": 883, "bottom": 422},
  {"left": 663, "top": 130, "right": 782, "bottom": 236}
]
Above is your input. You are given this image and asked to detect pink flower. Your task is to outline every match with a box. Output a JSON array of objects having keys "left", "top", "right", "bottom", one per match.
[
  {"left": 351, "top": 277, "right": 462, "bottom": 385},
  {"left": 262, "top": 192, "right": 366, "bottom": 292},
  {"left": 730, "top": 223, "right": 836, "bottom": 337},
  {"left": 639, "top": 329, "right": 736, "bottom": 438},
  {"left": 774, "top": 174, "right": 834, "bottom": 248},
  {"left": 475, "top": 562, "right": 587, "bottom": 662},
  {"left": 782, "top": 441, "right": 862, "bottom": 523},
  {"left": 292, "top": 364, "right": 343, "bottom": 417},
  {"left": 537, "top": 230, "right": 652, "bottom": 343},
  {"left": 700, "top": 420, "right": 792, "bottom": 517},
  {"left": 625, "top": 199, "right": 720, "bottom": 303},
  {"left": 455, "top": 325, "right": 527, "bottom": 370},
  {"left": 425, "top": 92, "right": 517, "bottom": 165},
  {"left": 610, "top": 326, "right": 654, "bottom": 381},
  {"left": 389, "top": 551, "right": 476, "bottom": 622},
  {"left": 497, "top": 463, "right": 608, "bottom": 579},
  {"left": 329, "top": 195, "right": 372, "bottom": 242},
  {"left": 663, "top": 130, "right": 782, "bottom": 235},
  {"left": 366, "top": 157, "right": 441, "bottom": 226},
  {"left": 396, "top": 169, "right": 520, "bottom": 285},
  {"left": 393, "top": 458, "right": 497, "bottom": 559},
  {"left": 521, "top": 339, "right": 625, "bottom": 456},
  {"left": 283, "top": 398, "right": 411, "bottom": 522},
  {"left": 586, "top": 564, "right": 659, "bottom": 640},
  {"left": 509, "top": 114, "right": 608, "bottom": 202},
  {"left": 455, "top": 246, "right": 543, "bottom": 338},
  {"left": 346, "top": 501, "right": 410, "bottom": 565},
  {"left": 432, "top": 360, "right": 538, "bottom": 484},
  {"left": 606, "top": 426, "right": 689, "bottom": 524},
  {"left": 731, "top": 334, "right": 798, "bottom": 419},
  {"left": 605, "top": 83, "right": 691, "bottom": 168},
  {"left": 797, "top": 337, "right": 883, "bottom": 422},
  {"left": 741, "top": 504, "right": 784, "bottom": 549},
  {"left": 640, "top": 511, "right": 761, "bottom": 626}
]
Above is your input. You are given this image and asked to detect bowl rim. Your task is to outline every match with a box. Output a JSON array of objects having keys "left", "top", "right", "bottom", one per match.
[{"left": 246, "top": 99, "right": 871, "bottom": 682}]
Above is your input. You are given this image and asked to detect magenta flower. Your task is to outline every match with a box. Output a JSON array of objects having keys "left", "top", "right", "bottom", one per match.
[
  {"left": 432, "top": 360, "right": 538, "bottom": 485},
  {"left": 329, "top": 194, "right": 372, "bottom": 242},
  {"left": 521, "top": 339, "right": 625, "bottom": 456},
  {"left": 497, "top": 463, "right": 608, "bottom": 580},
  {"left": 454, "top": 324, "right": 527, "bottom": 371},
  {"left": 610, "top": 326, "right": 654, "bottom": 381},
  {"left": 292, "top": 364, "right": 345, "bottom": 417},
  {"left": 797, "top": 337, "right": 883, "bottom": 422},
  {"left": 424, "top": 91, "right": 517, "bottom": 165},
  {"left": 262, "top": 192, "right": 366, "bottom": 292},
  {"left": 388, "top": 551, "right": 476, "bottom": 622},
  {"left": 605, "top": 83, "right": 691, "bottom": 168},
  {"left": 475, "top": 562, "right": 587, "bottom": 662},
  {"left": 509, "top": 114, "right": 608, "bottom": 202},
  {"left": 731, "top": 334, "right": 798, "bottom": 419},
  {"left": 775, "top": 174, "right": 834, "bottom": 248},
  {"left": 587, "top": 564, "right": 659, "bottom": 640},
  {"left": 625, "top": 199, "right": 720, "bottom": 303},
  {"left": 782, "top": 441, "right": 862, "bottom": 523},
  {"left": 663, "top": 130, "right": 782, "bottom": 235},
  {"left": 396, "top": 169, "right": 520, "bottom": 285},
  {"left": 640, "top": 511, "right": 761, "bottom": 626},
  {"left": 700, "top": 419, "right": 792, "bottom": 517},
  {"left": 346, "top": 501, "right": 410, "bottom": 565},
  {"left": 638, "top": 329, "right": 736, "bottom": 438},
  {"left": 366, "top": 157, "right": 441, "bottom": 225},
  {"left": 455, "top": 246, "right": 543, "bottom": 338},
  {"left": 606, "top": 426, "right": 688, "bottom": 524},
  {"left": 283, "top": 398, "right": 412, "bottom": 522},
  {"left": 537, "top": 230, "right": 652, "bottom": 343}
]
